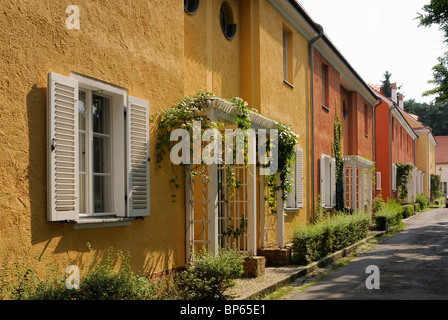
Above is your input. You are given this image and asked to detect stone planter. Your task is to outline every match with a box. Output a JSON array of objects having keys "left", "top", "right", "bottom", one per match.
[{"left": 243, "top": 256, "right": 266, "bottom": 278}]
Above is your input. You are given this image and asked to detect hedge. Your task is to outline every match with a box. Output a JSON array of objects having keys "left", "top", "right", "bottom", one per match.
[
  {"left": 291, "top": 212, "right": 370, "bottom": 265},
  {"left": 401, "top": 204, "right": 415, "bottom": 219},
  {"left": 374, "top": 201, "right": 403, "bottom": 231}
]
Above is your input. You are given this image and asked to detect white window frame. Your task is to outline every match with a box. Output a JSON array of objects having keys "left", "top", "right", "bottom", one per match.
[
  {"left": 376, "top": 172, "right": 382, "bottom": 191},
  {"left": 47, "top": 72, "right": 150, "bottom": 227}
]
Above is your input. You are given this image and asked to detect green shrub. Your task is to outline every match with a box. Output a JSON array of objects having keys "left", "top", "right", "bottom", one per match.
[
  {"left": 174, "top": 247, "right": 244, "bottom": 300},
  {"left": 414, "top": 202, "right": 421, "bottom": 213},
  {"left": 402, "top": 204, "right": 415, "bottom": 218},
  {"left": 291, "top": 212, "right": 370, "bottom": 265},
  {"left": 416, "top": 193, "right": 427, "bottom": 210},
  {"left": 374, "top": 200, "right": 403, "bottom": 231},
  {"left": 0, "top": 246, "right": 168, "bottom": 300}
]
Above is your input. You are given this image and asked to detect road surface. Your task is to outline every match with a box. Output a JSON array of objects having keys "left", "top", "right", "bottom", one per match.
[{"left": 287, "top": 207, "right": 448, "bottom": 300}]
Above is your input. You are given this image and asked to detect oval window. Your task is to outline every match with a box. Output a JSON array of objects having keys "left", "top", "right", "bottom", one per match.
[
  {"left": 220, "top": 2, "right": 237, "bottom": 40},
  {"left": 184, "top": 0, "right": 200, "bottom": 15}
]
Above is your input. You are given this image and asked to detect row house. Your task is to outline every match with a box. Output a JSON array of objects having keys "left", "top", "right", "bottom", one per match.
[
  {"left": 0, "top": 0, "right": 379, "bottom": 276},
  {"left": 401, "top": 104, "right": 437, "bottom": 200},
  {"left": 370, "top": 84, "right": 419, "bottom": 202},
  {"left": 435, "top": 136, "right": 448, "bottom": 197}
]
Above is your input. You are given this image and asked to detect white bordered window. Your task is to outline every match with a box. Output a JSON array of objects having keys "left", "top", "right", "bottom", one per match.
[
  {"left": 320, "top": 153, "right": 336, "bottom": 208},
  {"left": 285, "top": 147, "right": 304, "bottom": 209},
  {"left": 46, "top": 72, "right": 150, "bottom": 224}
]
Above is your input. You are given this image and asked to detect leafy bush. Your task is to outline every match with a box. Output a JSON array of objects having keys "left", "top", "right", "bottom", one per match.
[
  {"left": 414, "top": 202, "right": 421, "bottom": 213},
  {"left": 372, "top": 195, "right": 386, "bottom": 215},
  {"left": 0, "top": 246, "right": 169, "bottom": 300},
  {"left": 291, "top": 212, "right": 370, "bottom": 265},
  {"left": 416, "top": 193, "right": 427, "bottom": 210},
  {"left": 174, "top": 247, "right": 244, "bottom": 300},
  {"left": 402, "top": 204, "right": 415, "bottom": 218},
  {"left": 374, "top": 200, "right": 403, "bottom": 231}
]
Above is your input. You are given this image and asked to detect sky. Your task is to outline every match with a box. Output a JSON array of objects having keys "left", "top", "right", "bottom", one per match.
[{"left": 297, "top": 0, "right": 447, "bottom": 104}]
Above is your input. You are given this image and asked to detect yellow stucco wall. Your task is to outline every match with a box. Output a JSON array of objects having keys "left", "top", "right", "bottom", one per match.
[
  {"left": 184, "top": 0, "right": 312, "bottom": 243},
  {"left": 0, "top": 0, "right": 186, "bottom": 276},
  {"left": 1, "top": 0, "right": 312, "bottom": 276}
]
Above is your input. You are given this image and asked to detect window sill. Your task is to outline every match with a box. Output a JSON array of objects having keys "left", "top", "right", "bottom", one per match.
[
  {"left": 71, "top": 216, "right": 135, "bottom": 230},
  {"left": 283, "top": 80, "right": 294, "bottom": 89},
  {"left": 284, "top": 207, "right": 303, "bottom": 212},
  {"left": 322, "top": 105, "right": 330, "bottom": 112}
]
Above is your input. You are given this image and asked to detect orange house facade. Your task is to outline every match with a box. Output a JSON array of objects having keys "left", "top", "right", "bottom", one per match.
[
  {"left": 310, "top": 34, "right": 378, "bottom": 214},
  {"left": 371, "top": 85, "right": 418, "bottom": 201}
]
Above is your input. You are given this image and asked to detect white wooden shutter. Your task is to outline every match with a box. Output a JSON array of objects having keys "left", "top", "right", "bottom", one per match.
[
  {"left": 331, "top": 158, "right": 336, "bottom": 207},
  {"left": 392, "top": 164, "right": 397, "bottom": 191},
  {"left": 296, "top": 147, "right": 304, "bottom": 208},
  {"left": 127, "top": 96, "right": 150, "bottom": 217},
  {"left": 320, "top": 154, "right": 326, "bottom": 207},
  {"left": 376, "top": 172, "right": 382, "bottom": 191},
  {"left": 47, "top": 72, "right": 79, "bottom": 221}
]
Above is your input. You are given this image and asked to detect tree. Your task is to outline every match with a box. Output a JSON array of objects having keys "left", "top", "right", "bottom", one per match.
[
  {"left": 423, "top": 52, "right": 448, "bottom": 102},
  {"left": 418, "top": 0, "right": 448, "bottom": 44},
  {"left": 380, "top": 71, "right": 393, "bottom": 98},
  {"left": 418, "top": 0, "right": 448, "bottom": 102}
]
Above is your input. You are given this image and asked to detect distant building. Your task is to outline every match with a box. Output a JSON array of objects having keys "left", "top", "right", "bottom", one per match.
[{"left": 436, "top": 136, "right": 448, "bottom": 196}]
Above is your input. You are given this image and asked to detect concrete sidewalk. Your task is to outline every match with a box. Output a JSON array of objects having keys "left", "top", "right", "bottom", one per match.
[
  {"left": 229, "top": 210, "right": 430, "bottom": 300},
  {"left": 228, "top": 231, "right": 385, "bottom": 300}
]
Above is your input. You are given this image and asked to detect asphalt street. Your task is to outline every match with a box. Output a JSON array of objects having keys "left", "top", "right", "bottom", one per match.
[{"left": 288, "top": 207, "right": 448, "bottom": 300}]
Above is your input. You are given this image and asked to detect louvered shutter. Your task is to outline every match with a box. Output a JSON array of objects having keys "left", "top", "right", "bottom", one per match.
[
  {"left": 296, "top": 147, "right": 304, "bottom": 208},
  {"left": 376, "top": 172, "right": 382, "bottom": 191},
  {"left": 331, "top": 158, "right": 336, "bottom": 207},
  {"left": 320, "top": 154, "right": 326, "bottom": 207},
  {"left": 47, "top": 72, "right": 79, "bottom": 221},
  {"left": 127, "top": 96, "right": 150, "bottom": 217}
]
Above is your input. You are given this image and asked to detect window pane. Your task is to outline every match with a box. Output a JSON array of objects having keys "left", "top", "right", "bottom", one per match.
[
  {"left": 79, "top": 132, "right": 86, "bottom": 173},
  {"left": 92, "top": 94, "right": 110, "bottom": 134},
  {"left": 93, "top": 136, "right": 111, "bottom": 174},
  {"left": 79, "top": 91, "right": 86, "bottom": 131},
  {"left": 79, "top": 174, "right": 87, "bottom": 214},
  {"left": 94, "top": 175, "right": 111, "bottom": 214}
]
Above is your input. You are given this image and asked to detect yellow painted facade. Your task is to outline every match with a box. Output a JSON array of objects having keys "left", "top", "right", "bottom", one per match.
[
  {"left": 402, "top": 113, "right": 437, "bottom": 199},
  {"left": 0, "top": 0, "right": 313, "bottom": 275}
]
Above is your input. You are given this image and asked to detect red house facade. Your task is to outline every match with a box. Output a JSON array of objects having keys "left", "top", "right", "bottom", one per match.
[{"left": 371, "top": 84, "right": 418, "bottom": 201}]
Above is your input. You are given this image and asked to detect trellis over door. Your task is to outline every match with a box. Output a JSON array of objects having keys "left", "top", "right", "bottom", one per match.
[
  {"left": 342, "top": 156, "right": 374, "bottom": 213},
  {"left": 185, "top": 98, "right": 286, "bottom": 262}
]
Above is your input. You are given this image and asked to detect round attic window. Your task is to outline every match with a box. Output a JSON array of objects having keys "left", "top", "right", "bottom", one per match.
[
  {"left": 184, "top": 0, "right": 200, "bottom": 15},
  {"left": 220, "top": 2, "right": 237, "bottom": 40}
]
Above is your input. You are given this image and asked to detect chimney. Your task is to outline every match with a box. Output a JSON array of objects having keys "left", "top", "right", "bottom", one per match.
[
  {"left": 399, "top": 94, "right": 404, "bottom": 110},
  {"left": 391, "top": 83, "right": 397, "bottom": 103}
]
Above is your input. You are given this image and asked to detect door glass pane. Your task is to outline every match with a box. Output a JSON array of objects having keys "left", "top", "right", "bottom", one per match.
[
  {"left": 94, "top": 175, "right": 111, "bottom": 214},
  {"left": 92, "top": 94, "right": 110, "bottom": 134}
]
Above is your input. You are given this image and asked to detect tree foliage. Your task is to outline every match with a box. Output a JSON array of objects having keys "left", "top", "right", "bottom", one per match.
[
  {"left": 404, "top": 98, "right": 448, "bottom": 136},
  {"left": 418, "top": 0, "right": 448, "bottom": 102}
]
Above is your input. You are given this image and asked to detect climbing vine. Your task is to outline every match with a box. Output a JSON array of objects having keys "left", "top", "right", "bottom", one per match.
[
  {"left": 332, "top": 112, "right": 344, "bottom": 211},
  {"left": 151, "top": 91, "right": 299, "bottom": 208},
  {"left": 396, "top": 162, "right": 414, "bottom": 201}
]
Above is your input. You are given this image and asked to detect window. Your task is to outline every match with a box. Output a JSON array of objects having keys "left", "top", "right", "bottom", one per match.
[
  {"left": 320, "top": 154, "right": 336, "bottom": 208},
  {"left": 184, "top": 0, "right": 200, "bottom": 14},
  {"left": 220, "top": 2, "right": 237, "bottom": 40},
  {"left": 282, "top": 28, "right": 293, "bottom": 86},
  {"left": 47, "top": 72, "right": 150, "bottom": 224},
  {"left": 364, "top": 104, "right": 369, "bottom": 137},
  {"left": 392, "top": 164, "right": 397, "bottom": 191},
  {"left": 322, "top": 64, "right": 328, "bottom": 108},
  {"left": 285, "top": 147, "right": 304, "bottom": 209}
]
